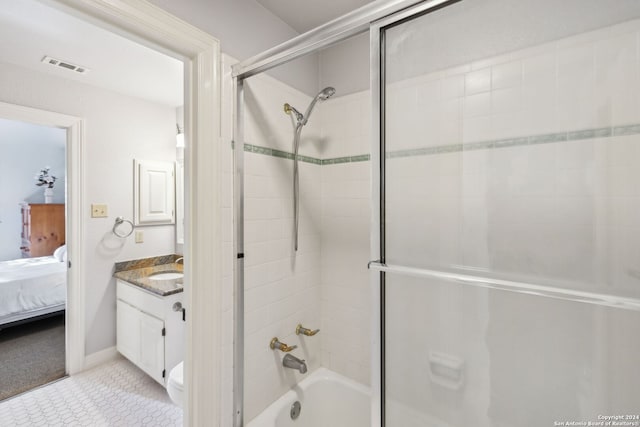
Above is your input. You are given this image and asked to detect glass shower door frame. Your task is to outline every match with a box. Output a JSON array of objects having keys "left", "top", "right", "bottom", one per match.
[
  {"left": 369, "top": 3, "right": 464, "bottom": 426},
  {"left": 231, "top": 1, "right": 455, "bottom": 426},
  {"left": 370, "top": 2, "right": 640, "bottom": 426}
]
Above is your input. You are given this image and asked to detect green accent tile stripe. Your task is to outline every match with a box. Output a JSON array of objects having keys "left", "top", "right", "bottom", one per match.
[
  {"left": 242, "top": 143, "right": 319, "bottom": 164},
  {"left": 322, "top": 156, "right": 350, "bottom": 165},
  {"left": 387, "top": 124, "right": 640, "bottom": 159},
  {"left": 494, "top": 137, "right": 528, "bottom": 148},
  {"left": 271, "top": 148, "right": 295, "bottom": 160},
  {"left": 613, "top": 124, "right": 640, "bottom": 136},
  {"left": 464, "top": 140, "right": 495, "bottom": 151},
  {"left": 238, "top": 123, "right": 640, "bottom": 164},
  {"left": 321, "top": 154, "right": 371, "bottom": 165},
  {"left": 350, "top": 154, "right": 371, "bottom": 162},
  {"left": 299, "top": 154, "right": 322, "bottom": 165},
  {"left": 528, "top": 132, "right": 567, "bottom": 145},
  {"left": 566, "top": 127, "right": 611, "bottom": 141},
  {"left": 241, "top": 143, "right": 369, "bottom": 165}
]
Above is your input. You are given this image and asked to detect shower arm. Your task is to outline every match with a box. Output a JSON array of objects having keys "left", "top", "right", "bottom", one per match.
[{"left": 284, "top": 103, "right": 304, "bottom": 123}]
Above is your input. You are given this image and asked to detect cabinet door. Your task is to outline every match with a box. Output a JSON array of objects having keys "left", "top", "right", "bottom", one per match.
[
  {"left": 134, "top": 159, "right": 175, "bottom": 225},
  {"left": 117, "top": 299, "right": 141, "bottom": 363},
  {"left": 139, "top": 311, "right": 166, "bottom": 384}
]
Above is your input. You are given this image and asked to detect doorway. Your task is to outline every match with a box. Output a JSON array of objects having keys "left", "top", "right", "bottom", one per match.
[
  {"left": 0, "top": 0, "right": 221, "bottom": 423},
  {"left": 0, "top": 117, "right": 67, "bottom": 400}
]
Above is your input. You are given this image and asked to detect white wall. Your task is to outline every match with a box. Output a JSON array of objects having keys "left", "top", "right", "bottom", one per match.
[
  {"left": 146, "top": 0, "right": 319, "bottom": 96},
  {"left": 220, "top": 53, "right": 236, "bottom": 427},
  {"left": 0, "top": 119, "right": 66, "bottom": 261},
  {"left": 319, "top": 33, "right": 369, "bottom": 97},
  {"left": 0, "top": 61, "right": 177, "bottom": 355}
]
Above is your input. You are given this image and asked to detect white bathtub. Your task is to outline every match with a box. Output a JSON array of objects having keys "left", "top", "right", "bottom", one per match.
[{"left": 246, "top": 368, "right": 370, "bottom": 427}]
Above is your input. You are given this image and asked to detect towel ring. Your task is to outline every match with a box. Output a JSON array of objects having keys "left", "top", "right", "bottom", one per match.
[{"left": 113, "top": 216, "right": 134, "bottom": 238}]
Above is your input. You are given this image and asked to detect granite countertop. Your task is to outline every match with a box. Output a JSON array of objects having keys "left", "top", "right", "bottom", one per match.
[{"left": 114, "top": 255, "right": 184, "bottom": 296}]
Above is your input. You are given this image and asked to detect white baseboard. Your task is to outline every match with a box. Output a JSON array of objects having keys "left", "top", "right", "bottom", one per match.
[{"left": 83, "top": 346, "right": 120, "bottom": 371}]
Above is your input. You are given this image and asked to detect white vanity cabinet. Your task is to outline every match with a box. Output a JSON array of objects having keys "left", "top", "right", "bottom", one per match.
[{"left": 116, "top": 279, "right": 184, "bottom": 386}]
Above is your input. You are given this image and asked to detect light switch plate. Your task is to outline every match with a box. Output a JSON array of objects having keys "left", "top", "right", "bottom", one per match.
[
  {"left": 91, "top": 204, "right": 108, "bottom": 218},
  {"left": 135, "top": 230, "right": 144, "bottom": 243}
]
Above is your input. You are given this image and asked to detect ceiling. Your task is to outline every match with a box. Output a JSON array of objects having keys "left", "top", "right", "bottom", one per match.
[
  {"left": 256, "top": 0, "right": 372, "bottom": 33},
  {"left": 0, "top": 0, "right": 183, "bottom": 107}
]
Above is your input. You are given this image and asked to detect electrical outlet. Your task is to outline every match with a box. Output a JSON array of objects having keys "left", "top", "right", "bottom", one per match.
[
  {"left": 91, "top": 204, "right": 108, "bottom": 218},
  {"left": 135, "top": 230, "right": 144, "bottom": 243}
]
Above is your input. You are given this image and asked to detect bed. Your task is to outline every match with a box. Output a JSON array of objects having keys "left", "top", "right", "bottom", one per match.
[{"left": 0, "top": 255, "right": 67, "bottom": 327}]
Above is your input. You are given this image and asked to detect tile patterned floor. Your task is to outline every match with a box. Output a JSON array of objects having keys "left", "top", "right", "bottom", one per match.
[{"left": 0, "top": 357, "right": 182, "bottom": 426}]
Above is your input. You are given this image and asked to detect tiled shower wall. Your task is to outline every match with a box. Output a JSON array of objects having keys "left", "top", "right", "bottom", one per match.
[
  {"left": 385, "top": 18, "right": 640, "bottom": 296},
  {"left": 383, "top": 17, "right": 640, "bottom": 426},
  {"left": 236, "top": 64, "right": 373, "bottom": 420},
  {"left": 241, "top": 73, "right": 323, "bottom": 421},
  {"left": 227, "top": 16, "right": 640, "bottom": 423},
  {"left": 387, "top": 18, "right": 640, "bottom": 149},
  {"left": 318, "top": 92, "right": 371, "bottom": 386}
]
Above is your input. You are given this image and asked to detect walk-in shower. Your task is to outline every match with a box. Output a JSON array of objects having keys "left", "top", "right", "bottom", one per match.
[
  {"left": 284, "top": 86, "right": 336, "bottom": 251},
  {"left": 233, "top": 0, "right": 640, "bottom": 426}
]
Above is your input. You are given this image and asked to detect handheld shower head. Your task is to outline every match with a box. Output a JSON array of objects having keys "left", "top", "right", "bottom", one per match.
[
  {"left": 283, "top": 87, "right": 336, "bottom": 127},
  {"left": 318, "top": 86, "right": 336, "bottom": 101},
  {"left": 286, "top": 86, "right": 336, "bottom": 252},
  {"left": 302, "top": 86, "right": 336, "bottom": 125}
]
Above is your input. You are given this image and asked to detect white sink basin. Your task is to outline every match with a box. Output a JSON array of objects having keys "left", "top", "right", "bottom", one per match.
[{"left": 149, "top": 272, "right": 183, "bottom": 281}]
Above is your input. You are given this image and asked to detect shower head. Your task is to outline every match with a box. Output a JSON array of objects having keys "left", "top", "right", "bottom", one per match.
[
  {"left": 317, "top": 86, "right": 336, "bottom": 101},
  {"left": 302, "top": 86, "right": 336, "bottom": 125},
  {"left": 284, "top": 87, "right": 336, "bottom": 127}
]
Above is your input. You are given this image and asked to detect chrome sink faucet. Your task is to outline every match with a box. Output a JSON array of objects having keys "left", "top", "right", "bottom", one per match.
[{"left": 282, "top": 354, "right": 307, "bottom": 374}]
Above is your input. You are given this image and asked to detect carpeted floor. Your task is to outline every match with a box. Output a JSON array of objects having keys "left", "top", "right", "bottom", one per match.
[{"left": 0, "top": 313, "right": 66, "bottom": 401}]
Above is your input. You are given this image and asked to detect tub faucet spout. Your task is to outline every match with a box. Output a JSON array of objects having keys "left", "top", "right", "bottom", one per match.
[{"left": 282, "top": 354, "right": 307, "bottom": 374}]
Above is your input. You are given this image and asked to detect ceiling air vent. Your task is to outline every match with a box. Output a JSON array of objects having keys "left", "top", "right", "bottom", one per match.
[{"left": 41, "top": 56, "right": 89, "bottom": 74}]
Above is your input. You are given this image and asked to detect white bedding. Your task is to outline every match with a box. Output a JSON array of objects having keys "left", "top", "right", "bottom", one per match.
[{"left": 0, "top": 256, "right": 67, "bottom": 324}]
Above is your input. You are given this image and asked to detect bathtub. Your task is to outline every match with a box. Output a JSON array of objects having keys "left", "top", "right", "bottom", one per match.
[{"left": 246, "top": 368, "right": 370, "bottom": 427}]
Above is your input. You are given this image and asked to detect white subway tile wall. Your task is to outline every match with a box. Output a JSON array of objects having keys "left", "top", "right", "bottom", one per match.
[
  {"left": 320, "top": 159, "right": 371, "bottom": 386},
  {"left": 384, "top": 19, "right": 640, "bottom": 295},
  {"left": 233, "top": 73, "right": 372, "bottom": 421},
  {"left": 383, "top": 15, "right": 640, "bottom": 427},
  {"left": 244, "top": 75, "right": 322, "bottom": 158},
  {"left": 386, "top": 19, "right": 640, "bottom": 151},
  {"left": 241, "top": 74, "right": 325, "bottom": 421},
  {"left": 221, "top": 16, "right": 640, "bottom": 426}
]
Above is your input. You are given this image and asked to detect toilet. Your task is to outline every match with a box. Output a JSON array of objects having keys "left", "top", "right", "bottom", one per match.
[{"left": 167, "top": 362, "right": 184, "bottom": 408}]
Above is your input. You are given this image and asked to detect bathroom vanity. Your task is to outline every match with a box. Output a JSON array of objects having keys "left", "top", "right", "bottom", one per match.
[{"left": 114, "top": 257, "right": 184, "bottom": 386}]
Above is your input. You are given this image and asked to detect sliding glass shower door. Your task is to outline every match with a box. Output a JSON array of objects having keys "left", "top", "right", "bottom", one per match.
[{"left": 375, "top": 1, "right": 640, "bottom": 425}]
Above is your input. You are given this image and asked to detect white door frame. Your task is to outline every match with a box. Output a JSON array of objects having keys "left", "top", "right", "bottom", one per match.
[
  {"left": 46, "top": 0, "right": 222, "bottom": 425},
  {"left": 0, "top": 101, "right": 86, "bottom": 377}
]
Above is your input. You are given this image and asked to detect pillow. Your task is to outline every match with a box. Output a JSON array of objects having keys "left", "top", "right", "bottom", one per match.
[{"left": 53, "top": 245, "right": 67, "bottom": 262}]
